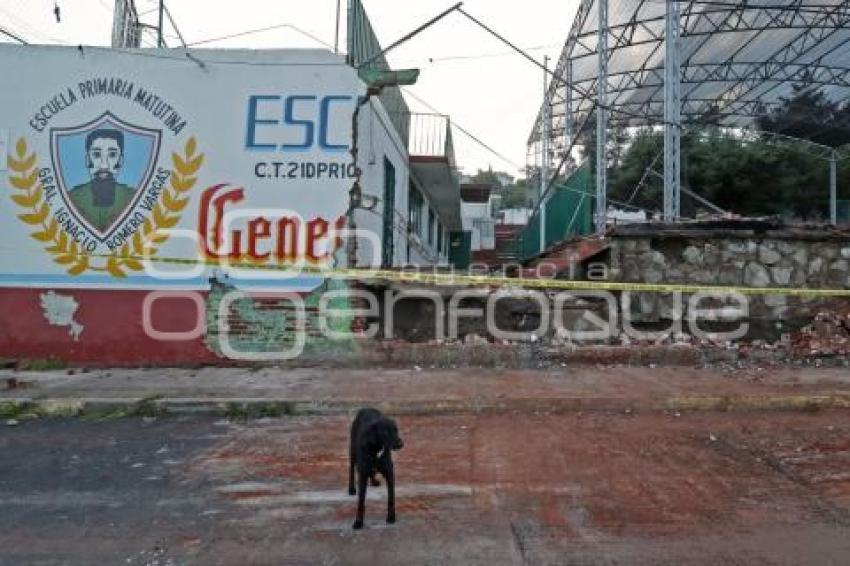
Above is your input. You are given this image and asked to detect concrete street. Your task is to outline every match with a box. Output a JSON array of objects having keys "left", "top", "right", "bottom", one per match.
[{"left": 2, "top": 367, "right": 850, "bottom": 565}]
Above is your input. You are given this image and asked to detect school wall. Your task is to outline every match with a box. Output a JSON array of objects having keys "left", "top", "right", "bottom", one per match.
[{"left": 0, "top": 46, "right": 453, "bottom": 365}]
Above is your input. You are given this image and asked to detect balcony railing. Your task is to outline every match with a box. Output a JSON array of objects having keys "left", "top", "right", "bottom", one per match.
[{"left": 408, "top": 113, "right": 455, "bottom": 165}]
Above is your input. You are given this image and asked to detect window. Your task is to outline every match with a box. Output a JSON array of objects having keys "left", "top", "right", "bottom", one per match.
[
  {"left": 428, "top": 209, "right": 435, "bottom": 245},
  {"left": 437, "top": 222, "right": 443, "bottom": 254},
  {"left": 382, "top": 158, "right": 396, "bottom": 268},
  {"left": 408, "top": 182, "right": 422, "bottom": 237}
]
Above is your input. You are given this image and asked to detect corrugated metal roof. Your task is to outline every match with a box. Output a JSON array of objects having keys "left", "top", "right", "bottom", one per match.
[{"left": 530, "top": 0, "right": 850, "bottom": 146}]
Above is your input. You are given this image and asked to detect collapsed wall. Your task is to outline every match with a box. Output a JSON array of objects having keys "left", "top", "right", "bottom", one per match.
[
  {"left": 373, "top": 220, "right": 850, "bottom": 346},
  {"left": 604, "top": 220, "right": 850, "bottom": 340},
  {"left": 4, "top": 216, "right": 849, "bottom": 365}
]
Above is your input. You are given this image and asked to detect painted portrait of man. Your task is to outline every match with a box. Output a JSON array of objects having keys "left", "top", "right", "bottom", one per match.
[{"left": 69, "top": 129, "right": 136, "bottom": 233}]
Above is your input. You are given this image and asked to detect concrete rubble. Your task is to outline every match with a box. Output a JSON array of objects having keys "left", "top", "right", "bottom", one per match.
[{"left": 791, "top": 309, "right": 850, "bottom": 357}]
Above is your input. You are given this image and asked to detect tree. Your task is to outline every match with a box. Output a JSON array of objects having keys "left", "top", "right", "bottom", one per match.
[
  {"left": 757, "top": 79, "right": 850, "bottom": 148},
  {"left": 603, "top": 126, "right": 842, "bottom": 221},
  {"left": 501, "top": 178, "right": 531, "bottom": 209},
  {"left": 590, "top": 82, "right": 850, "bottom": 221},
  {"left": 465, "top": 167, "right": 531, "bottom": 210},
  {"left": 607, "top": 128, "right": 663, "bottom": 211},
  {"left": 466, "top": 166, "right": 513, "bottom": 187}
]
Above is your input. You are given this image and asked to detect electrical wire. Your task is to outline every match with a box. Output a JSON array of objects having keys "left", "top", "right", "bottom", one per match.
[
  {"left": 162, "top": 3, "right": 187, "bottom": 48},
  {"left": 186, "top": 22, "right": 333, "bottom": 49},
  {"left": 400, "top": 44, "right": 560, "bottom": 65},
  {"left": 401, "top": 88, "right": 524, "bottom": 171},
  {"left": 455, "top": 7, "right": 701, "bottom": 130},
  {"left": 522, "top": 2, "right": 850, "bottom": 132},
  {"left": 619, "top": 106, "right": 850, "bottom": 216},
  {"left": 0, "top": 24, "right": 27, "bottom": 44},
  {"left": 94, "top": 0, "right": 113, "bottom": 14},
  {"left": 54, "top": 45, "right": 352, "bottom": 67},
  {"left": 0, "top": 5, "right": 67, "bottom": 44}
]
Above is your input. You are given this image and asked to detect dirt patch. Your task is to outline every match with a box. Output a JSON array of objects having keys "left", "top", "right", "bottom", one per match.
[{"left": 188, "top": 411, "right": 850, "bottom": 545}]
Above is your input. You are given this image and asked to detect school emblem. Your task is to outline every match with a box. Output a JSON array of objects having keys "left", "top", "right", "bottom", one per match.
[
  {"left": 6, "top": 80, "right": 203, "bottom": 277},
  {"left": 50, "top": 112, "right": 161, "bottom": 239}
]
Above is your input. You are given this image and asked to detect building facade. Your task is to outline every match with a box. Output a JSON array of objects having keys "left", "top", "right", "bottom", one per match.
[{"left": 0, "top": 42, "right": 461, "bottom": 364}]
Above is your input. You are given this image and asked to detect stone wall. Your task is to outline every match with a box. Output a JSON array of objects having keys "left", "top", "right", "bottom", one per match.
[{"left": 605, "top": 221, "right": 850, "bottom": 339}]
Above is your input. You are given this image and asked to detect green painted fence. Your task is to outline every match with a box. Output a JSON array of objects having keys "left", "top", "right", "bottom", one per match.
[
  {"left": 839, "top": 200, "right": 850, "bottom": 224},
  {"left": 516, "top": 163, "right": 593, "bottom": 261}
]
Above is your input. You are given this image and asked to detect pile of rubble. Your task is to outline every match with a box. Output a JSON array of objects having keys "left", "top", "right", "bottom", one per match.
[{"left": 791, "top": 310, "right": 850, "bottom": 357}]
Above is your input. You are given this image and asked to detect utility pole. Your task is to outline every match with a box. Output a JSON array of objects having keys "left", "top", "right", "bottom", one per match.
[
  {"left": 157, "top": 0, "right": 164, "bottom": 48},
  {"left": 830, "top": 149, "right": 838, "bottom": 225},
  {"left": 664, "top": 0, "right": 682, "bottom": 221},
  {"left": 540, "top": 55, "right": 550, "bottom": 254},
  {"left": 595, "top": 0, "right": 608, "bottom": 233},
  {"left": 335, "top": 0, "right": 341, "bottom": 54},
  {"left": 564, "top": 59, "right": 573, "bottom": 163},
  {"left": 0, "top": 25, "right": 27, "bottom": 44}
]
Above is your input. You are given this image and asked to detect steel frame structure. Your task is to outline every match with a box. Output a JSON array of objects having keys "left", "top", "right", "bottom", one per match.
[
  {"left": 111, "top": 0, "right": 141, "bottom": 48},
  {"left": 529, "top": 0, "right": 850, "bottom": 229},
  {"left": 664, "top": 0, "right": 681, "bottom": 221},
  {"left": 596, "top": 0, "right": 608, "bottom": 232}
]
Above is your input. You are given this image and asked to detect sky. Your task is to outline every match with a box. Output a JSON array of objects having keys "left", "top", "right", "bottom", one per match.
[{"left": 0, "top": 0, "right": 580, "bottom": 177}]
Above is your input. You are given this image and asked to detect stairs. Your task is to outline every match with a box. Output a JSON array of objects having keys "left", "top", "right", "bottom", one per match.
[{"left": 471, "top": 224, "right": 523, "bottom": 269}]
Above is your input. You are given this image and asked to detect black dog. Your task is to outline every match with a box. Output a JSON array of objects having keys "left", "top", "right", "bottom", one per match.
[{"left": 348, "top": 408, "right": 403, "bottom": 529}]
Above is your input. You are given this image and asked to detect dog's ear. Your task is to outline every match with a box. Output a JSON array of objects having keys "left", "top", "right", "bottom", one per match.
[
  {"left": 380, "top": 418, "right": 404, "bottom": 450},
  {"left": 386, "top": 418, "right": 398, "bottom": 439}
]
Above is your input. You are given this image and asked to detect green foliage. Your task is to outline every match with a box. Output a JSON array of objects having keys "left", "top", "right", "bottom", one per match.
[
  {"left": 608, "top": 128, "right": 663, "bottom": 211},
  {"left": 223, "top": 402, "right": 294, "bottom": 419},
  {"left": 0, "top": 402, "right": 23, "bottom": 419},
  {"left": 607, "top": 129, "right": 842, "bottom": 220},
  {"left": 21, "top": 357, "right": 66, "bottom": 371},
  {"left": 466, "top": 167, "right": 531, "bottom": 210},
  {"left": 502, "top": 178, "right": 531, "bottom": 209},
  {"left": 466, "top": 167, "right": 506, "bottom": 186},
  {"left": 133, "top": 397, "right": 165, "bottom": 418},
  {"left": 757, "top": 80, "right": 850, "bottom": 148},
  {"left": 600, "top": 84, "right": 850, "bottom": 220}
]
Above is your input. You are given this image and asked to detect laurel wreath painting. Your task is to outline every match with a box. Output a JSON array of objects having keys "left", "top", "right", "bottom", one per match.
[{"left": 7, "top": 137, "right": 203, "bottom": 277}]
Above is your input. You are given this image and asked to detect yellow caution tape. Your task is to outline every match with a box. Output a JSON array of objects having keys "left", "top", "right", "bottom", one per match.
[{"left": 84, "top": 252, "right": 850, "bottom": 298}]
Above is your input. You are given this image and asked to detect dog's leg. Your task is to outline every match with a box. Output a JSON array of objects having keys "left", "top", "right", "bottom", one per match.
[
  {"left": 353, "top": 468, "right": 368, "bottom": 530},
  {"left": 348, "top": 453, "right": 356, "bottom": 496},
  {"left": 348, "top": 426, "right": 357, "bottom": 496},
  {"left": 385, "top": 461, "right": 396, "bottom": 524}
]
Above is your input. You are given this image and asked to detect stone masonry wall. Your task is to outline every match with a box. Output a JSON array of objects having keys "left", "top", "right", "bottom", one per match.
[{"left": 607, "top": 230, "right": 850, "bottom": 338}]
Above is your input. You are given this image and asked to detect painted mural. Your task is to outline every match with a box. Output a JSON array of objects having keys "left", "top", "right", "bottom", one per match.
[{"left": 0, "top": 46, "right": 365, "bottom": 291}]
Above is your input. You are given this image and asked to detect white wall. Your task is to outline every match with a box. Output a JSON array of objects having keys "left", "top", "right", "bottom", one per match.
[
  {"left": 353, "top": 99, "right": 449, "bottom": 268},
  {"left": 407, "top": 174, "right": 450, "bottom": 265},
  {"left": 462, "top": 199, "right": 495, "bottom": 252},
  {"left": 0, "top": 44, "right": 450, "bottom": 291},
  {"left": 0, "top": 46, "right": 372, "bottom": 292},
  {"left": 461, "top": 201, "right": 491, "bottom": 225},
  {"left": 500, "top": 208, "right": 533, "bottom": 225}
]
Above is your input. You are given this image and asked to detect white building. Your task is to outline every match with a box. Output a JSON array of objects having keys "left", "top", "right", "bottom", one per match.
[
  {"left": 351, "top": 101, "right": 459, "bottom": 268},
  {"left": 499, "top": 208, "right": 534, "bottom": 225},
  {"left": 345, "top": 0, "right": 461, "bottom": 269},
  {"left": 461, "top": 184, "right": 497, "bottom": 252}
]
